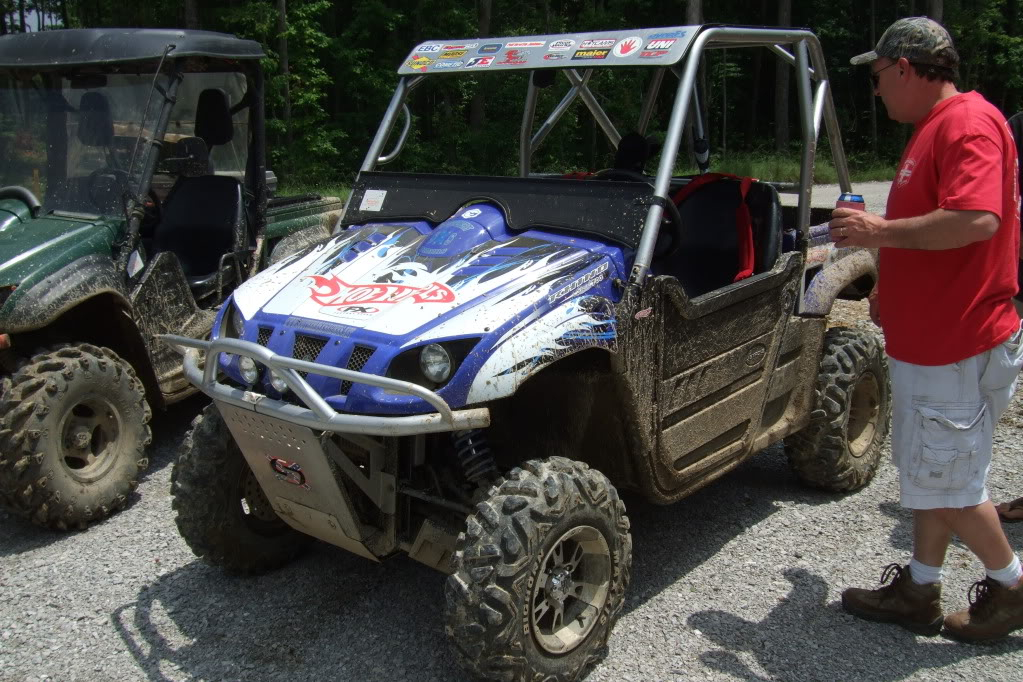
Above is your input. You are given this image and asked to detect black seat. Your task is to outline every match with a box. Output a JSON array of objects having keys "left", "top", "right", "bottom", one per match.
[
  {"left": 150, "top": 88, "right": 243, "bottom": 296},
  {"left": 152, "top": 174, "right": 242, "bottom": 289},
  {"left": 668, "top": 177, "right": 783, "bottom": 298}
]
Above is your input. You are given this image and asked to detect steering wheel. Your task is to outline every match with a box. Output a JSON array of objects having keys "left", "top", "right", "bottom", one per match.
[
  {"left": 591, "top": 168, "right": 685, "bottom": 257},
  {"left": 594, "top": 168, "right": 651, "bottom": 183},
  {"left": 86, "top": 168, "right": 129, "bottom": 211}
]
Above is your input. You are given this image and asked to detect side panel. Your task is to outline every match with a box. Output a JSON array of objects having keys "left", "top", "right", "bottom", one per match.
[{"left": 264, "top": 197, "right": 344, "bottom": 241}]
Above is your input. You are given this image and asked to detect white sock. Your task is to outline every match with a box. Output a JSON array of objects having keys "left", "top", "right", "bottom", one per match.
[
  {"left": 986, "top": 555, "right": 1023, "bottom": 588},
  {"left": 909, "top": 558, "right": 943, "bottom": 585}
]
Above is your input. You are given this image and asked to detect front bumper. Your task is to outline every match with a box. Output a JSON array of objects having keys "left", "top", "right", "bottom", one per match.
[{"left": 160, "top": 334, "right": 491, "bottom": 436}]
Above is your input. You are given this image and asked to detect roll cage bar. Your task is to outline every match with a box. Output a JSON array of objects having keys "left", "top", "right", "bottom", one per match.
[{"left": 360, "top": 25, "right": 852, "bottom": 286}]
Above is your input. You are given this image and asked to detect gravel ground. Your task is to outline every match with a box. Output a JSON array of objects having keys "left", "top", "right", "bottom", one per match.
[{"left": 4, "top": 180, "right": 1023, "bottom": 682}]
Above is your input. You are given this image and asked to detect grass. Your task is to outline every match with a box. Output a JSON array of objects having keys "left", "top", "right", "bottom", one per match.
[
  {"left": 677, "top": 151, "right": 896, "bottom": 184},
  {"left": 276, "top": 182, "right": 349, "bottom": 200}
]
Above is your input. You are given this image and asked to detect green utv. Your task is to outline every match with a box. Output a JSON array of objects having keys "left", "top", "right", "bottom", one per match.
[{"left": 0, "top": 29, "right": 343, "bottom": 530}]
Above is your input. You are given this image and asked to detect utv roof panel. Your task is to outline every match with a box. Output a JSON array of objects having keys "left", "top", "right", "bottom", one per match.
[
  {"left": 398, "top": 27, "right": 697, "bottom": 75},
  {"left": 0, "top": 28, "right": 265, "bottom": 68}
]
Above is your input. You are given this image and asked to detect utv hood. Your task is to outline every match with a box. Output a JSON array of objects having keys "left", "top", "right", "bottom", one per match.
[{"left": 233, "top": 204, "right": 619, "bottom": 340}]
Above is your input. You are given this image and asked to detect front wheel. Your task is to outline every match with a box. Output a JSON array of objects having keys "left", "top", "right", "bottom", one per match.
[
  {"left": 171, "top": 403, "right": 311, "bottom": 574},
  {"left": 0, "top": 343, "right": 151, "bottom": 529},
  {"left": 786, "top": 326, "right": 891, "bottom": 491},
  {"left": 445, "top": 457, "right": 631, "bottom": 681}
]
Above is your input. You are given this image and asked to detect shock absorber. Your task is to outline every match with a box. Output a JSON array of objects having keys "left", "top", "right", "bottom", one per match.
[{"left": 452, "top": 429, "right": 497, "bottom": 484}]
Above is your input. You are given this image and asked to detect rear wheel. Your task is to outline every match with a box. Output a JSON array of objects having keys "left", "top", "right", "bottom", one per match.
[
  {"left": 786, "top": 327, "right": 890, "bottom": 491},
  {"left": 171, "top": 403, "right": 310, "bottom": 574},
  {"left": 0, "top": 343, "right": 151, "bottom": 529},
  {"left": 445, "top": 456, "right": 631, "bottom": 681}
]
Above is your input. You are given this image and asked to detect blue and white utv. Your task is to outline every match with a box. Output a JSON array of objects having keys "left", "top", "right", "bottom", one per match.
[{"left": 164, "top": 24, "right": 889, "bottom": 682}]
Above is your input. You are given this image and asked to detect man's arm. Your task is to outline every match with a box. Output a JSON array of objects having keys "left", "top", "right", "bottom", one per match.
[{"left": 829, "top": 207, "right": 999, "bottom": 250}]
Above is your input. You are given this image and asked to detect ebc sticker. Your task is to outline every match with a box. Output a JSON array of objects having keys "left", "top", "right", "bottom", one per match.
[
  {"left": 506, "top": 40, "right": 546, "bottom": 48},
  {"left": 465, "top": 56, "right": 495, "bottom": 68},
  {"left": 612, "top": 37, "right": 642, "bottom": 57},
  {"left": 646, "top": 38, "right": 677, "bottom": 50},
  {"left": 308, "top": 275, "right": 456, "bottom": 306},
  {"left": 572, "top": 49, "right": 609, "bottom": 60},
  {"left": 497, "top": 49, "right": 529, "bottom": 65},
  {"left": 406, "top": 55, "right": 433, "bottom": 71},
  {"left": 548, "top": 39, "right": 575, "bottom": 51},
  {"left": 478, "top": 43, "right": 503, "bottom": 54},
  {"left": 269, "top": 456, "right": 310, "bottom": 490},
  {"left": 579, "top": 38, "right": 616, "bottom": 49},
  {"left": 416, "top": 43, "right": 442, "bottom": 53}
]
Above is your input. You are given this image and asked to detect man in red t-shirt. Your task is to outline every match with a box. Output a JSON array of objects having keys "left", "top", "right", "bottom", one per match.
[{"left": 831, "top": 17, "right": 1023, "bottom": 641}]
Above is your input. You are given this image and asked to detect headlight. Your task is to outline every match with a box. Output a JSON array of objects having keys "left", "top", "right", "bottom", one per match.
[
  {"left": 269, "top": 369, "right": 288, "bottom": 393},
  {"left": 221, "top": 302, "right": 245, "bottom": 339},
  {"left": 238, "top": 355, "right": 259, "bottom": 384},
  {"left": 419, "top": 343, "right": 452, "bottom": 383}
]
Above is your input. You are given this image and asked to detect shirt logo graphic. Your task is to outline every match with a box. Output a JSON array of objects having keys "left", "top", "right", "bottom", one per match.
[{"left": 897, "top": 159, "right": 916, "bottom": 187}]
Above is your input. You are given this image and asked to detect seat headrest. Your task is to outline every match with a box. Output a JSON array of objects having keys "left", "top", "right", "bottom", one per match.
[
  {"left": 195, "top": 88, "right": 234, "bottom": 147},
  {"left": 614, "top": 132, "right": 658, "bottom": 173},
  {"left": 78, "top": 91, "right": 113, "bottom": 147}
]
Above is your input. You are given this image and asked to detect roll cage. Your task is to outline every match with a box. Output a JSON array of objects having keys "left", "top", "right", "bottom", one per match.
[{"left": 359, "top": 24, "right": 852, "bottom": 286}]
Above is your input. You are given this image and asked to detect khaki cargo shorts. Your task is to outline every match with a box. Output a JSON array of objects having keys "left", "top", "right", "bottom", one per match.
[{"left": 890, "top": 325, "right": 1023, "bottom": 510}]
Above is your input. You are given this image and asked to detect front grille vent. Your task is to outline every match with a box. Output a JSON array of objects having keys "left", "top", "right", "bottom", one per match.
[
  {"left": 293, "top": 335, "right": 328, "bottom": 377},
  {"left": 340, "top": 345, "right": 374, "bottom": 395},
  {"left": 256, "top": 327, "right": 273, "bottom": 347}
]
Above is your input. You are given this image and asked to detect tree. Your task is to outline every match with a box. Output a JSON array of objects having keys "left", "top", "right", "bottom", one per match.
[
  {"left": 277, "top": 0, "right": 291, "bottom": 144},
  {"left": 184, "top": 0, "right": 199, "bottom": 29},
  {"left": 929, "top": 0, "right": 943, "bottom": 23}
]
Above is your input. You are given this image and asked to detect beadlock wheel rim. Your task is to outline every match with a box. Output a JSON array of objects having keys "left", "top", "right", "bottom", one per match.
[
  {"left": 59, "top": 394, "right": 122, "bottom": 482},
  {"left": 848, "top": 372, "right": 881, "bottom": 458},
  {"left": 529, "top": 525, "right": 612, "bottom": 655}
]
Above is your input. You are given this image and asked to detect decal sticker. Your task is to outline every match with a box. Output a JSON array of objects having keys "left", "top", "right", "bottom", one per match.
[
  {"left": 646, "top": 38, "right": 676, "bottom": 50},
  {"left": 579, "top": 38, "right": 616, "bottom": 49},
  {"left": 434, "top": 60, "right": 463, "bottom": 69},
  {"left": 269, "top": 456, "right": 310, "bottom": 490},
  {"left": 323, "top": 305, "right": 381, "bottom": 320},
  {"left": 497, "top": 49, "right": 529, "bottom": 65},
  {"left": 612, "top": 37, "right": 642, "bottom": 57},
  {"left": 416, "top": 43, "right": 442, "bottom": 53},
  {"left": 506, "top": 40, "right": 546, "bottom": 48},
  {"left": 406, "top": 55, "right": 433, "bottom": 71},
  {"left": 548, "top": 39, "right": 575, "bottom": 51},
  {"left": 465, "top": 56, "right": 495, "bottom": 68},
  {"left": 640, "top": 50, "right": 670, "bottom": 59},
  {"left": 308, "top": 275, "right": 456, "bottom": 307},
  {"left": 461, "top": 208, "right": 482, "bottom": 219},
  {"left": 572, "top": 49, "right": 609, "bottom": 60},
  {"left": 897, "top": 159, "right": 915, "bottom": 187},
  {"left": 543, "top": 53, "right": 566, "bottom": 61},
  {"left": 547, "top": 262, "right": 609, "bottom": 304},
  {"left": 443, "top": 42, "right": 479, "bottom": 50},
  {"left": 440, "top": 49, "right": 467, "bottom": 59},
  {"left": 359, "top": 189, "right": 387, "bottom": 212},
  {"left": 478, "top": 43, "right": 503, "bottom": 54},
  {"left": 649, "top": 30, "right": 687, "bottom": 39}
]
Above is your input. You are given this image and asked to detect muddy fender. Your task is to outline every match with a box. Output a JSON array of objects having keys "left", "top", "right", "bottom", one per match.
[{"left": 802, "top": 248, "right": 877, "bottom": 315}]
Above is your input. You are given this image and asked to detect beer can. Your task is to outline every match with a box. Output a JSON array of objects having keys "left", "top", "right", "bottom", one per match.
[{"left": 836, "top": 192, "right": 865, "bottom": 211}]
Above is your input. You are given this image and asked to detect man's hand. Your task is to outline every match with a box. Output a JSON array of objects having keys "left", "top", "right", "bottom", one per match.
[{"left": 829, "top": 208, "right": 888, "bottom": 248}]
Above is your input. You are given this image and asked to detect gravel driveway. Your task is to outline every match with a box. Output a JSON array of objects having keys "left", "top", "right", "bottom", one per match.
[{"left": 4, "top": 180, "right": 1023, "bottom": 681}]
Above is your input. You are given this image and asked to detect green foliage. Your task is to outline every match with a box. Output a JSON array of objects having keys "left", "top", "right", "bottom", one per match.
[{"left": 13, "top": 0, "right": 1023, "bottom": 189}]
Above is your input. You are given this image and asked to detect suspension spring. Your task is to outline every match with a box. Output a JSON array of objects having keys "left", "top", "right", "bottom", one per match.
[{"left": 452, "top": 429, "right": 497, "bottom": 484}]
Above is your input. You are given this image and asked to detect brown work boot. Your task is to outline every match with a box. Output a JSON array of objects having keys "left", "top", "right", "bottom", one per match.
[
  {"left": 841, "top": 563, "right": 943, "bottom": 636},
  {"left": 943, "top": 577, "right": 1023, "bottom": 642}
]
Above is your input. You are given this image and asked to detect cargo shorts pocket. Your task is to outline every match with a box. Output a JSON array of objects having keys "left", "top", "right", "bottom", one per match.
[{"left": 909, "top": 403, "right": 986, "bottom": 491}]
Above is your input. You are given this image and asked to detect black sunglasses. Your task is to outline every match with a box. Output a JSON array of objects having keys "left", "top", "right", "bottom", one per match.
[{"left": 870, "top": 61, "right": 899, "bottom": 88}]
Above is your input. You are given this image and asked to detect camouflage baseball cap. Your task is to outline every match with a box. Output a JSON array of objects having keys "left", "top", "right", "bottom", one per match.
[{"left": 850, "top": 17, "right": 959, "bottom": 68}]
